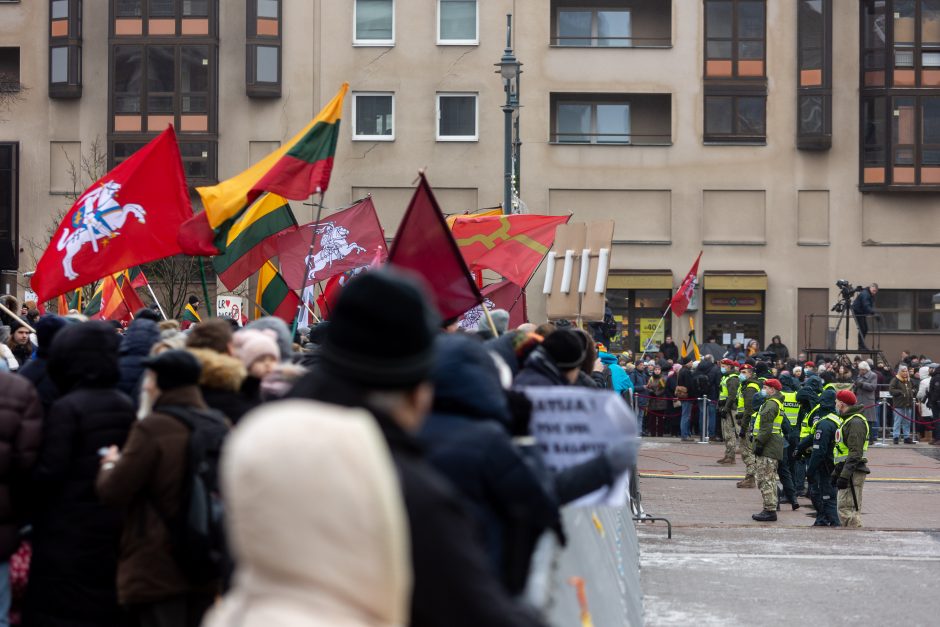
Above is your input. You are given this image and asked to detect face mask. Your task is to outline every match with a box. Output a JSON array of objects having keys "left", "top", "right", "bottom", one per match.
[{"left": 720, "top": 367, "right": 727, "bottom": 374}]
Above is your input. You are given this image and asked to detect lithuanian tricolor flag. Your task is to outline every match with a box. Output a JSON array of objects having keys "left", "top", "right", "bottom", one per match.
[
  {"left": 182, "top": 302, "right": 201, "bottom": 324},
  {"left": 58, "top": 288, "right": 83, "bottom": 315},
  {"left": 212, "top": 193, "right": 297, "bottom": 290},
  {"left": 83, "top": 282, "right": 103, "bottom": 317},
  {"left": 197, "top": 83, "right": 348, "bottom": 229},
  {"left": 256, "top": 261, "right": 300, "bottom": 324}
]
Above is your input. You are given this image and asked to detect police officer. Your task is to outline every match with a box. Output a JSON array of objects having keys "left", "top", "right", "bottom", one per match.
[
  {"left": 777, "top": 375, "right": 802, "bottom": 509},
  {"left": 752, "top": 378, "right": 786, "bottom": 522},
  {"left": 716, "top": 359, "right": 740, "bottom": 465},
  {"left": 736, "top": 362, "right": 763, "bottom": 488},
  {"left": 805, "top": 394, "right": 842, "bottom": 526},
  {"left": 796, "top": 388, "right": 836, "bottom": 515},
  {"left": 832, "top": 390, "right": 871, "bottom": 528}
]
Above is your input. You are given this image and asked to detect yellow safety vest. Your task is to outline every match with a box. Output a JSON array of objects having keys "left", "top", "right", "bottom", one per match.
[
  {"left": 737, "top": 380, "right": 762, "bottom": 411},
  {"left": 719, "top": 374, "right": 735, "bottom": 401},
  {"left": 833, "top": 413, "right": 870, "bottom": 463},
  {"left": 753, "top": 397, "right": 784, "bottom": 437},
  {"left": 781, "top": 391, "right": 800, "bottom": 427},
  {"left": 800, "top": 403, "right": 823, "bottom": 439}
]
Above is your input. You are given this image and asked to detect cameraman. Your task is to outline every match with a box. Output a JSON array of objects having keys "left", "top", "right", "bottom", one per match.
[{"left": 851, "top": 283, "right": 879, "bottom": 350}]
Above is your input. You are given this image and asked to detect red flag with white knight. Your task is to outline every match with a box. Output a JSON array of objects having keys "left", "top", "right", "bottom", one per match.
[
  {"left": 670, "top": 251, "right": 702, "bottom": 317},
  {"left": 30, "top": 127, "right": 192, "bottom": 302},
  {"left": 273, "top": 196, "right": 387, "bottom": 291}
]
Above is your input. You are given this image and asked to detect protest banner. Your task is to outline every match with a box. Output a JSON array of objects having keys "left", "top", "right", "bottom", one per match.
[
  {"left": 522, "top": 386, "right": 638, "bottom": 507},
  {"left": 216, "top": 295, "right": 244, "bottom": 325}
]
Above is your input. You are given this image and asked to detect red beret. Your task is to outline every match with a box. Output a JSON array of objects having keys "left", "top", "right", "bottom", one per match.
[
  {"left": 740, "top": 363, "right": 753, "bottom": 370},
  {"left": 836, "top": 390, "right": 857, "bottom": 405},
  {"left": 763, "top": 378, "right": 782, "bottom": 391},
  {"left": 720, "top": 358, "right": 735, "bottom": 366},
  {"left": 804, "top": 361, "right": 815, "bottom": 367}
]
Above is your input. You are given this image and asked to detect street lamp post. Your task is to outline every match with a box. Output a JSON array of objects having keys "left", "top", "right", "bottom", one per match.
[{"left": 495, "top": 14, "right": 521, "bottom": 215}]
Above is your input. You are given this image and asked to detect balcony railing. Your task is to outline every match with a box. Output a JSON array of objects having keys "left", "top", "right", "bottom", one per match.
[
  {"left": 550, "top": 132, "right": 672, "bottom": 146},
  {"left": 550, "top": 35, "right": 671, "bottom": 48}
]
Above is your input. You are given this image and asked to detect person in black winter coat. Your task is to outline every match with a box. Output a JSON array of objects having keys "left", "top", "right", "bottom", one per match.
[
  {"left": 659, "top": 336, "right": 680, "bottom": 363},
  {"left": 25, "top": 321, "right": 136, "bottom": 627},
  {"left": 116, "top": 317, "right": 161, "bottom": 404},
  {"left": 420, "top": 334, "right": 561, "bottom": 595},
  {"left": 17, "top": 315, "right": 68, "bottom": 416},
  {"left": 289, "top": 269, "right": 546, "bottom": 627}
]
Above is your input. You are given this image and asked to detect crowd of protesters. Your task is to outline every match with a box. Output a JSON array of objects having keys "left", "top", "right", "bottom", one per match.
[
  {"left": 593, "top": 332, "right": 940, "bottom": 446},
  {"left": 0, "top": 269, "right": 642, "bottom": 627}
]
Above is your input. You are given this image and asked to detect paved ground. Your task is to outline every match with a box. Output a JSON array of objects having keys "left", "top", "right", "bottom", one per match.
[{"left": 635, "top": 439, "right": 940, "bottom": 626}]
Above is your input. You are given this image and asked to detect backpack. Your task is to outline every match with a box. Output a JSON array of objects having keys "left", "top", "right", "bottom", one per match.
[
  {"left": 155, "top": 404, "right": 230, "bottom": 584},
  {"left": 693, "top": 372, "right": 711, "bottom": 398}
]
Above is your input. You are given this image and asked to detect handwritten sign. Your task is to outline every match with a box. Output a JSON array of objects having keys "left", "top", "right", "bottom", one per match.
[
  {"left": 216, "top": 295, "right": 244, "bottom": 325},
  {"left": 522, "top": 387, "right": 639, "bottom": 507}
]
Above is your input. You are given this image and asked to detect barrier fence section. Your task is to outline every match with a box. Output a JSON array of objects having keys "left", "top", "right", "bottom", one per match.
[{"left": 532, "top": 504, "right": 643, "bottom": 627}]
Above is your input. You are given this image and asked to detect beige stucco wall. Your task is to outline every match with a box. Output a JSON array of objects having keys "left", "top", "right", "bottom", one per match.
[{"left": 1, "top": 0, "right": 938, "bottom": 356}]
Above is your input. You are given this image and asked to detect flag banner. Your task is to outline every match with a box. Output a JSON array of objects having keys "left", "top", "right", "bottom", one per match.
[
  {"left": 57, "top": 288, "right": 83, "bottom": 315},
  {"left": 457, "top": 280, "right": 527, "bottom": 332},
  {"left": 177, "top": 211, "right": 220, "bottom": 257},
  {"left": 182, "top": 302, "right": 201, "bottom": 323},
  {"left": 388, "top": 173, "right": 483, "bottom": 320},
  {"left": 100, "top": 271, "right": 146, "bottom": 322},
  {"left": 126, "top": 266, "right": 149, "bottom": 289},
  {"left": 670, "top": 251, "right": 701, "bottom": 317},
  {"left": 274, "top": 196, "right": 387, "bottom": 291},
  {"left": 521, "top": 386, "right": 638, "bottom": 507},
  {"left": 445, "top": 207, "right": 502, "bottom": 229},
  {"left": 256, "top": 260, "right": 300, "bottom": 324},
  {"left": 212, "top": 193, "right": 297, "bottom": 290},
  {"left": 452, "top": 214, "right": 571, "bottom": 287},
  {"left": 30, "top": 127, "right": 192, "bottom": 303},
  {"left": 83, "top": 282, "right": 103, "bottom": 317},
  {"left": 197, "top": 83, "right": 348, "bottom": 229}
]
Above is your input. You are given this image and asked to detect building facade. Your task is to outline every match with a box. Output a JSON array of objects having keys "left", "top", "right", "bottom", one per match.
[{"left": 0, "top": 0, "right": 938, "bottom": 358}]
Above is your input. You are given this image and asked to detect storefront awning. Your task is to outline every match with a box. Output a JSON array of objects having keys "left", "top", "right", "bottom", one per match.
[
  {"left": 607, "top": 270, "right": 673, "bottom": 290},
  {"left": 703, "top": 271, "right": 768, "bottom": 291}
]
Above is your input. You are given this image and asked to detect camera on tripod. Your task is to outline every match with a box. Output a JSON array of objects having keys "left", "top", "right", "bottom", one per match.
[{"left": 832, "top": 280, "right": 863, "bottom": 313}]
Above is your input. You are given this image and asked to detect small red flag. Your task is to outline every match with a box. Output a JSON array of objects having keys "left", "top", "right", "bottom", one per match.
[
  {"left": 100, "top": 272, "right": 146, "bottom": 322},
  {"left": 30, "top": 127, "right": 192, "bottom": 302},
  {"left": 452, "top": 215, "right": 570, "bottom": 286},
  {"left": 389, "top": 174, "right": 483, "bottom": 320},
  {"left": 274, "top": 196, "right": 387, "bottom": 291},
  {"left": 670, "top": 252, "right": 702, "bottom": 317}
]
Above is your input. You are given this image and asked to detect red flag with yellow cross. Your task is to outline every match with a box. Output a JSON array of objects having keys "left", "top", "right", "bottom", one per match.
[{"left": 451, "top": 214, "right": 570, "bottom": 287}]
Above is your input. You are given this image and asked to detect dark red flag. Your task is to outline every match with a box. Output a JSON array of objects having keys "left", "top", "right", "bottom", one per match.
[
  {"left": 274, "top": 197, "right": 387, "bottom": 291},
  {"left": 177, "top": 211, "right": 220, "bottom": 256},
  {"left": 670, "top": 251, "right": 702, "bottom": 317},
  {"left": 389, "top": 174, "right": 483, "bottom": 320},
  {"left": 457, "top": 280, "right": 527, "bottom": 332},
  {"left": 31, "top": 127, "right": 192, "bottom": 302}
]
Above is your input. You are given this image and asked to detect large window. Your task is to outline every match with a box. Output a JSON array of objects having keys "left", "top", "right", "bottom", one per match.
[
  {"left": 355, "top": 0, "right": 394, "bottom": 45},
  {"left": 797, "top": 0, "right": 831, "bottom": 149},
  {"left": 606, "top": 288, "right": 672, "bottom": 353},
  {"left": 555, "top": 100, "right": 631, "bottom": 144},
  {"left": 0, "top": 143, "right": 17, "bottom": 272},
  {"left": 110, "top": 0, "right": 217, "bottom": 183},
  {"left": 860, "top": 1, "right": 940, "bottom": 188},
  {"left": 437, "top": 93, "right": 477, "bottom": 141},
  {"left": 703, "top": 1, "right": 767, "bottom": 144},
  {"left": 555, "top": 6, "right": 631, "bottom": 47},
  {"left": 438, "top": 0, "right": 477, "bottom": 44},
  {"left": 0, "top": 48, "right": 20, "bottom": 92},
  {"left": 49, "top": 0, "right": 82, "bottom": 98},
  {"left": 247, "top": 0, "right": 280, "bottom": 97},
  {"left": 353, "top": 93, "right": 394, "bottom": 140},
  {"left": 875, "top": 289, "right": 940, "bottom": 332}
]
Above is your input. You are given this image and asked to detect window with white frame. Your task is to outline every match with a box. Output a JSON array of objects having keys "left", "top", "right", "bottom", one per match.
[
  {"left": 439, "top": 0, "right": 478, "bottom": 44},
  {"left": 556, "top": 7, "right": 632, "bottom": 47},
  {"left": 353, "top": 92, "right": 394, "bottom": 140},
  {"left": 355, "top": 0, "right": 394, "bottom": 45},
  {"left": 437, "top": 93, "right": 477, "bottom": 140},
  {"left": 555, "top": 100, "right": 631, "bottom": 144}
]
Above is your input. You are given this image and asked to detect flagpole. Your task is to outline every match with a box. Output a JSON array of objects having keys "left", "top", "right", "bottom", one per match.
[
  {"left": 639, "top": 304, "right": 671, "bottom": 361},
  {"left": 144, "top": 282, "right": 168, "bottom": 320},
  {"left": 481, "top": 302, "right": 500, "bottom": 337},
  {"left": 0, "top": 302, "right": 36, "bottom": 334},
  {"left": 198, "top": 257, "right": 213, "bottom": 317},
  {"left": 291, "top": 188, "right": 326, "bottom": 338}
]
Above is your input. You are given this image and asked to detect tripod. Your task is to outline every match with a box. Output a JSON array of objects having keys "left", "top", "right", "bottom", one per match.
[{"left": 830, "top": 295, "right": 854, "bottom": 352}]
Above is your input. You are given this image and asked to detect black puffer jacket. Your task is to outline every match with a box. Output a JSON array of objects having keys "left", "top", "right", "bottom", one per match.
[
  {"left": 17, "top": 315, "right": 68, "bottom": 416},
  {"left": 420, "top": 335, "right": 560, "bottom": 594},
  {"left": 26, "top": 321, "right": 136, "bottom": 627},
  {"left": 117, "top": 318, "right": 161, "bottom": 403},
  {"left": 0, "top": 373, "right": 42, "bottom": 559}
]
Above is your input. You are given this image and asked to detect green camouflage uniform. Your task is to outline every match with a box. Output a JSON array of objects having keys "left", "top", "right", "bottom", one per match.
[
  {"left": 754, "top": 392, "right": 785, "bottom": 511},
  {"left": 739, "top": 378, "right": 763, "bottom": 480},
  {"left": 721, "top": 374, "right": 740, "bottom": 459}
]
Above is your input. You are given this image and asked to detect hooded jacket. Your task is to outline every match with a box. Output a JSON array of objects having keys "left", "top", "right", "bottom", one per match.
[
  {"left": 514, "top": 347, "right": 568, "bottom": 387},
  {"left": 420, "top": 335, "right": 560, "bottom": 595},
  {"left": 17, "top": 315, "right": 67, "bottom": 416},
  {"left": 204, "top": 400, "right": 411, "bottom": 627},
  {"left": 27, "top": 321, "right": 136, "bottom": 627},
  {"left": 598, "top": 351, "right": 633, "bottom": 394},
  {"left": 693, "top": 359, "right": 721, "bottom": 400},
  {"left": 117, "top": 318, "right": 161, "bottom": 402},
  {"left": 189, "top": 347, "right": 257, "bottom": 423}
]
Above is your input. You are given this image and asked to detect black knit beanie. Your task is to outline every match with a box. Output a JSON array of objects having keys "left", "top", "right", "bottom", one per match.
[
  {"left": 321, "top": 268, "right": 439, "bottom": 389},
  {"left": 142, "top": 349, "right": 202, "bottom": 391},
  {"left": 541, "top": 329, "right": 587, "bottom": 370}
]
